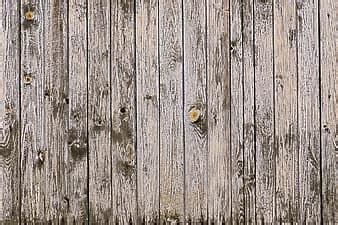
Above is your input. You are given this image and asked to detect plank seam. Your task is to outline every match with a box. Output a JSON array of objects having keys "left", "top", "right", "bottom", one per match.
[
  {"left": 86, "top": 0, "right": 89, "bottom": 223},
  {"left": 18, "top": 0, "right": 22, "bottom": 223}
]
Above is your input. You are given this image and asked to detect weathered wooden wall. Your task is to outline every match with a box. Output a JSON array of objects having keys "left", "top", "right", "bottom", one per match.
[{"left": 0, "top": 0, "right": 336, "bottom": 224}]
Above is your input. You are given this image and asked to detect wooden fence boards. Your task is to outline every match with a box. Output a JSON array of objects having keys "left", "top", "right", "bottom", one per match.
[
  {"left": 0, "top": 0, "right": 20, "bottom": 222},
  {"left": 159, "top": 0, "right": 184, "bottom": 223},
  {"left": 0, "top": 0, "right": 335, "bottom": 223},
  {"left": 274, "top": 0, "right": 299, "bottom": 223}
]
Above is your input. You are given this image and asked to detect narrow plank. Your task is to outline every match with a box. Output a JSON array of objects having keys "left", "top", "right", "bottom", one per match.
[
  {"left": 43, "top": 0, "right": 69, "bottom": 222},
  {"left": 20, "top": 0, "right": 46, "bottom": 222},
  {"left": 135, "top": 0, "right": 160, "bottom": 222},
  {"left": 0, "top": 0, "right": 20, "bottom": 222},
  {"left": 207, "top": 0, "right": 231, "bottom": 223},
  {"left": 183, "top": 0, "right": 207, "bottom": 222},
  {"left": 88, "top": 0, "right": 112, "bottom": 223},
  {"left": 111, "top": 0, "right": 137, "bottom": 223},
  {"left": 273, "top": 0, "right": 299, "bottom": 223},
  {"left": 254, "top": 0, "right": 275, "bottom": 223},
  {"left": 230, "top": 0, "right": 244, "bottom": 223},
  {"left": 320, "top": 0, "right": 336, "bottom": 222},
  {"left": 242, "top": 0, "right": 256, "bottom": 223},
  {"left": 159, "top": 0, "right": 184, "bottom": 223},
  {"left": 68, "top": 0, "right": 88, "bottom": 223},
  {"left": 296, "top": 0, "right": 321, "bottom": 223}
]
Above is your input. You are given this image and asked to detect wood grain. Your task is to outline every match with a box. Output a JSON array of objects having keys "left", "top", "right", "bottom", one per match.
[
  {"left": 296, "top": 0, "right": 321, "bottom": 223},
  {"left": 274, "top": 0, "right": 299, "bottom": 223},
  {"left": 111, "top": 0, "right": 137, "bottom": 223},
  {"left": 68, "top": 0, "right": 88, "bottom": 223},
  {"left": 254, "top": 0, "right": 275, "bottom": 223},
  {"left": 0, "top": 0, "right": 20, "bottom": 223},
  {"left": 88, "top": 0, "right": 112, "bottom": 223},
  {"left": 183, "top": 0, "right": 207, "bottom": 222},
  {"left": 135, "top": 0, "right": 160, "bottom": 223},
  {"left": 320, "top": 0, "right": 336, "bottom": 223},
  {"left": 242, "top": 0, "right": 256, "bottom": 223},
  {"left": 230, "top": 0, "right": 244, "bottom": 223},
  {"left": 207, "top": 0, "right": 231, "bottom": 223},
  {"left": 20, "top": 0, "right": 46, "bottom": 222},
  {"left": 159, "top": 0, "right": 184, "bottom": 223}
]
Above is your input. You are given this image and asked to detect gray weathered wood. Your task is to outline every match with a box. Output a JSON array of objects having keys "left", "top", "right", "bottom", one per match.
[
  {"left": 68, "top": 0, "right": 88, "bottom": 223},
  {"left": 230, "top": 0, "right": 244, "bottom": 223},
  {"left": 111, "top": 0, "right": 137, "bottom": 223},
  {"left": 183, "top": 0, "right": 207, "bottom": 222},
  {"left": 242, "top": 0, "right": 256, "bottom": 223},
  {"left": 20, "top": 0, "right": 46, "bottom": 222},
  {"left": 43, "top": 0, "right": 68, "bottom": 222},
  {"left": 207, "top": 0, "right": 231, "bottom": 223},
  {"left": 254, "top": 0, "right": 275, "bottom": 223},
  {"left": 273, "top": 0, "right": 299, "bottom": 223},
  {"left": 159, "top": 0, "right": 184, "bottom": 223},
  {"left": 0, "top": 0, "right": 20, "bottom": 223},
  {"left": 320, "top": 0, "right": 336, "bottom": 223},
  {"left": 88, "top": 0, "right": 112, "bottom": 223},
  {"left": 135, "top": 0, "right": 160, "bottom": 222},
  {"left": 296, "top": 0, "right": 321, "bottom": 223}
]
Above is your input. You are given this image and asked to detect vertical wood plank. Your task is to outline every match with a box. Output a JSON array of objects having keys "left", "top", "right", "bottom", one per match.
[
  {"left": 43, "top": 0, "right": 68, "bottom": 222},
  {"left": 296, "top": 0, "right": 321, "bottom": 223},
  {"left": 159, "top": 0, "right": 184, "bottom": 223},
  {"left": 320, "top": 0, "right": 336, "bottom": 223},
  {"left": 230, "top": 0, "right": 244, "bottom": 223},
  {"left": 135, "top": 0, "right": 160, "bottom": 222},
  {"left": 242, "top": 0, "right": 256, "bottom": 223},
  {"left": 68, "top": 0, "right": 88, "bottom": 223},
  {"left": 207, "top": 0, "right": 231, "bottom": 223},
  {"left": 111, "top": 0, "right": 137, "bottom": 223},
  {"left": 183, "top": 0, "right": 207, "bottom": 222},
  {"left": 273, "top": 0, "right": 299, "bottom": 223},
  {"left": 254, "top": 0, "right": 275, "bottom": 223},
  {"left": 88, "top": 0, "right": 112, "bottom": 223},
  {"left": 20, "top": 0, "right": 46, "bottom": 222},
  {"left": 0, "top": 0, "right": 20, "bottom": 222}
]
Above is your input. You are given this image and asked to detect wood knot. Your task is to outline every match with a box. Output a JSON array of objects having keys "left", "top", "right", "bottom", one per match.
[
  {"left": 35, "top": 150, "right": 44, "bottom": 167},
  {"left": 188, "top": 107, "right": 201, "bottom": 123},
  {"left": 25, "top": 10, "right": 35, "bottom": 21},
  {"left": 119, "top": 107, "right": 127, "bottom": 114},
  {"left": 23, "top": 74, "right": 33, "bottom": 85}
]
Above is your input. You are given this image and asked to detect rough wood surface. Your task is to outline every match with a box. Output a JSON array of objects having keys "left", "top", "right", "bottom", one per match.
[
  {"left": 0, "top": 0, "right": 20, "bottom": 223},
  {"left": 320, "top": 0, "right": 336, "bottom": 223},
  {"left": 88, "top": 0, "right": 112, "bottom": 223},
  {"left": 159, "top": 0, "right": 184, "bottom": 223},
  {"left": 242, "top": 0, "right": 256, "bottom": 223},
  {"left": 111, "top": 0, "right": 137, "bottom": 224},
  {"left": 296, "top": 0, "right": 321, "bottom": 223},
  {"left": 68, "top": 0, "right": 88, "bottom": 223},
  {"left": 274, "top": 0, "right": 299, "bottom": 223},
  {"left": 230, "top": 0, "right": 244, "bottom": 223},
  {"left": 183, "top": 0, "right": 207, "bottom": 222},
  {"left": 254, "top": 0, "right": 275, "bottom": 223},
  {"left": 135, "top": 0, "right": 160, "bottom": 223},
  {"left": 207, "top": 0, "right": 231, "bottom": 223}
]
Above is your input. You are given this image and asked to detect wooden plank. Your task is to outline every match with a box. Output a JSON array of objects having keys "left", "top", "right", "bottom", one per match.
[
  {"left": 273, "top": 0, "right": 299, "bottom": 223},
  {"left": 0, "top": 0, "right": 20, "bottom": 223},
  {"left": 68, "top": 0, "right": 88, "bottom": 223},
  {"left": 296, "top": 0, "right": 321, "bottom": 223},
  {"left": 42, "top": 0, "right": 68, "bottom": 222},
  {"left": 242, "top": 0, "right": 255, "bottom": 223},
  {"left": 20, "top": 0, "right": 46, "bottom": 222},
  {"left": 135, "top": 0, "right": 160, "bottom": 223},
  {"left": 207, "top": 0, "right": 231, "bottom": 223},
  {"left": 88, "top": 0, "right": 112, "bottom": 223},
  {"left": 183, "top": 0, "right": 207, "bottom": 222},
  {"left": 111, "top": 0, "right": 137, "bottom": 223},
  {"left": 230, "top": 0, "right": 244, "bottom": 223},
  {"left": 320, "top": 0, "right": 336, "bottom": 223},
  {"left": 254, "top": 0, "right": 275, "bottom": 223},
  {"left": 158, "top": 0, "right": 184, "bottom": 223}
]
